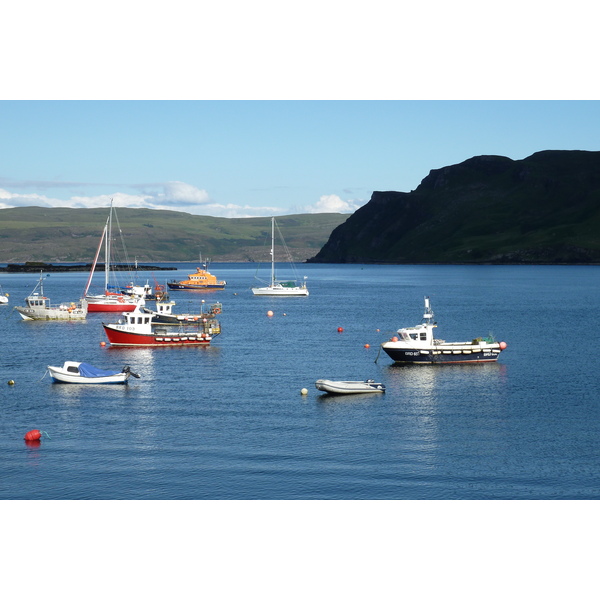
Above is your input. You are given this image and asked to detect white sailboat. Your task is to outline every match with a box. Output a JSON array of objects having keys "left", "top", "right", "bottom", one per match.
[
  {"left": 252, "top": 217, "right": 309, "bottom": 296},
  {"left": 82, "top": 201, "right": 142, "bottom": 312}
]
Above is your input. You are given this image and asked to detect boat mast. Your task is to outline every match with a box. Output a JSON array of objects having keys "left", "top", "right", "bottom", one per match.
[
  {"left": 423, "top": 296, "right": 435, "bottom": 324},
  {"left": 270, "top": 216, "right": 275, "bottom": 286},
  {"left": 83, "top": 216, "right": 108, "bottom": 297},
  {"left": 105, "top": 199, "right": 113, "bottom": 292}
]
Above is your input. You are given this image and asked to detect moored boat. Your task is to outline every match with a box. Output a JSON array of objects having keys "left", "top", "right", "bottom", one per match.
[
  {"left": 0, "top": 287, "right": 9, "bottom": 304},
  {"left": 252, "top": 217, "right": 309, "bottom": 296},
  {"left": 14, "top": 272, "right": 87, "bottom": 321},
  {"left": 380, "top": 296, "right": 507, "bottom": 364},
  {"left": 167, "top": 258, "right": 226, "bottom": 290},
  {"left": 315, "top": 379, "right": 386, "bottom": 394},
  {"left": 47, "top": 361, "right": 139, "bottom": 384},
  {"left": 82, "top": 201, "right": 142, "bottom": 312},
  {"left": 103, "top": 305, "right": 220, "bottom": 346}
]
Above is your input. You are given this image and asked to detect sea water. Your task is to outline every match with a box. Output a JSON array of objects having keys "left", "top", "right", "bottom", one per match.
[{"left": 0, "top": 263, "right": 599, "bottom": 500}]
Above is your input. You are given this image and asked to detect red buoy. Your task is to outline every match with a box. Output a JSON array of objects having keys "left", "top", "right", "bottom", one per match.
[
  {"left": 337, "top": 327, "right": 344, "bottom": 333},
  {"left": 24, "top": 429, "right": 42, "bottom": 441}
]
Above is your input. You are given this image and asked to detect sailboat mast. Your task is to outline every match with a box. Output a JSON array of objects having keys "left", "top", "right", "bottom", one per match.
[
  {"left": 105, "top": 200, "right": 113, "bottom": 292},
  {"left": 83, "top": 217, "right": 108, "bottom": 297},
  {"left": 270, "top": 217, "right": 275, "bottom": 286}
]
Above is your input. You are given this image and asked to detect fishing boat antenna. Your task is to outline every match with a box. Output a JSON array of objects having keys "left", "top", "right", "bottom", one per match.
[{"left": 423, "top": 296, "right": 435, "bottom": 324}]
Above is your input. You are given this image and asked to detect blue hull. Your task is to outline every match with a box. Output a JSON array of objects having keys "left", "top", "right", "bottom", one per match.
[{"left": 382, "top": 347, "right": 500, "bottom": 364}]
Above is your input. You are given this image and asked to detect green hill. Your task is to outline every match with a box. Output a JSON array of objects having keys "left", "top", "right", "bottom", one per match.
[
  {"left": 309, "top": 150, "right": 600, "bottom": 264},
  {"left": 0, "top": 208, "right": 349, "bottom": 263}
]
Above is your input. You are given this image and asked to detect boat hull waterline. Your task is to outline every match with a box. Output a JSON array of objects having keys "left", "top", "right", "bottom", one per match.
[
  {"left": 103, "top": 324, "right": 213, "bottom": 346},
  {"left": 86, "top": 296, "right": 139, "bottom": 312},
  {"left": 252, "top": 285, "right": 309, "bottom": 296}
]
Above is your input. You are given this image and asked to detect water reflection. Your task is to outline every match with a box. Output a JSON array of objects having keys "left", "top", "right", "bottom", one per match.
[{"left": 316, "top": 392, "right": 384, "bottom": 406}]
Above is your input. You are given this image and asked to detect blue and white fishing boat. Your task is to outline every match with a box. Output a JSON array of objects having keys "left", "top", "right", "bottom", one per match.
[{"left": 381, "top": 296, "right": 507, "bottom": 364}]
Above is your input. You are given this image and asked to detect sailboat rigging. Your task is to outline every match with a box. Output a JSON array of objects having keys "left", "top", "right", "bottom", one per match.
[
  {"left": 252, "top": 217, "right": 309, "bottom": 296},
  {"left": 82, "top": 201, "right": 141, "bottom": 312}
]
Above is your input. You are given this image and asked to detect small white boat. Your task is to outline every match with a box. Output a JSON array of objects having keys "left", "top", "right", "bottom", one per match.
[
  {"left": 0, "top": 286, "right": 8, "bottom": 304},
  {"left": 315, "top": 379, "right": 386, "bottom": 394},
  {"left": 47, "top": 361, "right": 140, "bottom": 384}
]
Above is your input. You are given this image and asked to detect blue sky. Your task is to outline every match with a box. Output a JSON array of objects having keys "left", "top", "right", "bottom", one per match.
[
  {"left": 1, "top": 100, "right": 599, "bottom": 217},
  {"left": 1, "top": 2, "right": 598, "bottom": 218}
]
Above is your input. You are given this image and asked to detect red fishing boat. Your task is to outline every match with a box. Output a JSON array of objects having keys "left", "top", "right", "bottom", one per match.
[{"left": 103, "top": 306, "right": 219, "bottom": 346}]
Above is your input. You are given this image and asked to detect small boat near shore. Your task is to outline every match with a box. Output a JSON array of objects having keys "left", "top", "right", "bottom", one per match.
[
  {"left": 380, "top": 296, "right": 507, "bottom": 364},
  {"left": 0, "top": 286, "right": 9, "bottom": 304},
  {"left": 315, "top": 379, "right": 386, "bottom": 394},
  {"left": 103, "top": 305, "right": 220, "bottom": 346},
  {"left": 15, "top": 272, "right": 87, "bottom": 321},
  {"left": 167, "top": 259, "right": 226, "bottom": 290},
  {"left": 47, "top": 361, "right": 139, "bottom": 384}
]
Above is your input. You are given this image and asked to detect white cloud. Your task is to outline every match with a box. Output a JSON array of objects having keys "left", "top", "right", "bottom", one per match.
[
  {"left": 155, "top": 181, "right": 211, "bottom": 206},
  {"left": 0, "top": 182, "right": 365, "bottom": 218},
  {"left": 0, "top": 188, "right": 56, "bottom": 208},
  {"left": 302, "top": 194, "right": 367, "bottom": 214}
]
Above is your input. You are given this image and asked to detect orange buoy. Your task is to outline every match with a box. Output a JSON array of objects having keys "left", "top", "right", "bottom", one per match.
[
  {"left": 100, "top": 341, "right": 106, "bottom": 347},
  {"left": 364, "top": 344, "right": 370, "bottom": 349},
  {"left": 267, "top": 311, "right": 274, "bottom": 317},
  {"left": 24, "top": 429, "right": 42, "bottom": 441},
  {"left": 499, "top": 341, "right": 508, "bottom": 350},
  {"left": 337, "top": 327, "right": 344, "bottom": 332},
  {"left": 391, "top": 336, "right": 398, "bottom": 342}
]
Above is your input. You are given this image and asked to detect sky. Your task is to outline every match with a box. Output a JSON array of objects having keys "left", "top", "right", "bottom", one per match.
[
  {"left": 1, "top": 2, "right": 599, "bottom": 219},
  {"left": 1, "top": 100, "right": 598, "bottom": 218}
]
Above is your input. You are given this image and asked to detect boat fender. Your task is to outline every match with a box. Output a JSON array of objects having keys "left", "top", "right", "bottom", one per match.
[{"left": 499, "top": 341, "right": 508, "bottom": 350}]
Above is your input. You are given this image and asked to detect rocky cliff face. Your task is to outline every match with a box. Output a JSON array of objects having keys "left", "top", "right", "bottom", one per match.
[{"left": 308, "top": 150, "right": 600, "bottom": 264}]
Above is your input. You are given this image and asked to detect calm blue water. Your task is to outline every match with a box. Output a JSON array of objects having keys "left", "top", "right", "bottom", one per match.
[{"left": 1, "top": 263, "right": 599, "bottom": 499}]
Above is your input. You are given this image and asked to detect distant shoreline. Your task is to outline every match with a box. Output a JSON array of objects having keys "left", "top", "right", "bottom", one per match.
[{"left": 0, "top": 262, "right": 177, "bottom": 273}]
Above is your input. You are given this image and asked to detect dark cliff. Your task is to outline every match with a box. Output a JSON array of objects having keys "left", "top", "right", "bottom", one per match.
[{"left": 308, "top": 150, "right": 600, "bottom": 264}]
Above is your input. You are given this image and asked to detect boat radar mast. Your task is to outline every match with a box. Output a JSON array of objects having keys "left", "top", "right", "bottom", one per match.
[{"left": 423, "top": 296, "right": 435, "bottom": 324}]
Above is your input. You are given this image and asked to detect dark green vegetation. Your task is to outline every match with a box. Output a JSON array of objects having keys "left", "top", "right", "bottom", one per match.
[
  {"left": 0, "top": 209, "right": 349, "bottom": 263},
  {"left": 309, "top": 150, "right": 600, "bottom": 264}
]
